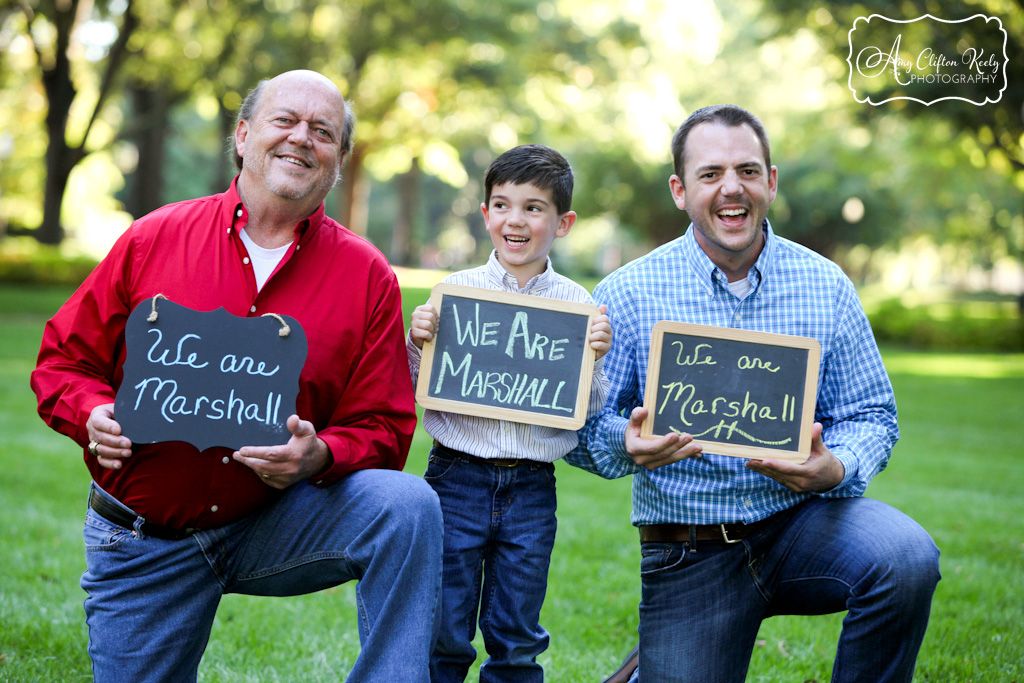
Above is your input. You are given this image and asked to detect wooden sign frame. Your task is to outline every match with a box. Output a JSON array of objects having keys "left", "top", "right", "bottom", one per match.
[
  {"left": 416, "top": 283, "right": 599, "bottom": 430},
  {"left": 641, "top": 321, "right": 820, "bottom": 462}
]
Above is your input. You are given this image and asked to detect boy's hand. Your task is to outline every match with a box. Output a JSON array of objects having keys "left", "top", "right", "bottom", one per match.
[
  {"left": 589, "top": 305, "right": 612, "bottom": 360},
  {"left": 410, "top": 304, "right": 439, "bottom": 349}
]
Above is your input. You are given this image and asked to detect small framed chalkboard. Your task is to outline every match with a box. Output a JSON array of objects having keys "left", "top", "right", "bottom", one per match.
[
  {"left": 641, "top": 322, "right": 820, "bottom": 462},
  {"left": 416, "top": 284, "right": 599, "bottom": 430}
]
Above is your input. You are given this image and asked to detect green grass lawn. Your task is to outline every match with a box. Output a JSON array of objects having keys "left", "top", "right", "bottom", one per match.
[{"left": 1, "top": 284, "right": 1022, "bottom": 682}]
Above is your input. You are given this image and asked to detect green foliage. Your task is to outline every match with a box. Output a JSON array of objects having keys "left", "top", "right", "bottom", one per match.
[
  {"left": 0, "top": 249, "right": 96, "bottom": 287},
  {"left": 868, "top": 297, "right": 1024, "bottom": 351}
]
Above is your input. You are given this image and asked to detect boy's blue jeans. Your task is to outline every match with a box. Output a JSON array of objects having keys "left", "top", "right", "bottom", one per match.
[
  {"left": 425, "top": 445, "right": 558, "bottom": 683},
  {"left": 635, "top": 496, "right": 940, "bottom": 683},
  {"left": 81, "top": 471, "right": 443, "bottom": 683}
]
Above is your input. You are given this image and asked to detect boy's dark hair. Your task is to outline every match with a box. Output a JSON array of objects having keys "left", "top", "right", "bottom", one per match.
[
  {"left": 671, "top": 104, "right": 771, "bottom": 182},
  {"left": 484, "top": 144, "right": 574, "bottom": 215}
]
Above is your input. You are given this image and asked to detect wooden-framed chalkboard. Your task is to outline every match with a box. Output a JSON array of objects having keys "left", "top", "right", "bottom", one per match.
[
  {"left": 416, "top": 283, "right": 599, "bottom": 430},
  {"left": 641, "top": 321, "right": 820, "bottom": 462}
]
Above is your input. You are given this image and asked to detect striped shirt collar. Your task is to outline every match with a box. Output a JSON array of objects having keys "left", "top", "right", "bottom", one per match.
[{"left": 484, "top": 250, "right": 554, "bottom": 294}]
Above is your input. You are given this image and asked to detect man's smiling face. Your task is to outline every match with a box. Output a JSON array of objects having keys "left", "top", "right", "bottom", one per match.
[
  {"left": 235, "top": 73, "right": 346, "bottom": 205},
  {"left": 669, "top": 121, "right": 778, "bottom": 281}
]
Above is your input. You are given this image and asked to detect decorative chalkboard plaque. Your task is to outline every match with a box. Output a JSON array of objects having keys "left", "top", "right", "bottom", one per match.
[
  {"left": 641, "top": 322, "right": 820, "bottom": 461},
  {"left": 114, "top": 298, "right": 307, "bottom": 450},
  {"left": 416, "top": 284, "right": 599, "bottom": 430}
]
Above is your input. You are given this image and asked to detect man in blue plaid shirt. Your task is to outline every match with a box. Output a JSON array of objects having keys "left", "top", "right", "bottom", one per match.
[{"left": 569, "top": 105, "right": 940, "bottom": 683}]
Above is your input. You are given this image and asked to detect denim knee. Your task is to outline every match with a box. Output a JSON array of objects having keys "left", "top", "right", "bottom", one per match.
[
  {"left": 371, "top": 471, "right": 443, "bottom": 546},
  {"left": 892, "top": 524, "right": 941, "bottom": 597}
]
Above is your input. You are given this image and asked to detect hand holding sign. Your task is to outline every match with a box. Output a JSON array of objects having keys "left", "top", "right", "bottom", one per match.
[
  {"left": 86, "top": 403, "right": 133, "bottom": 470},
  {"left": 626, "top": 406, "right": 703, "bottom": 470},
  {"left": 233, "top": 414, "right": 330, "bottom": 489},
  {"left": 409, "top": 303, "right": 439, "bottom": 349},
  {"left": 589, "top": 305, "right": 612, "bottom": 359},
  {"left": 746, "top": 422, "right": 845, "bottom": 492}
]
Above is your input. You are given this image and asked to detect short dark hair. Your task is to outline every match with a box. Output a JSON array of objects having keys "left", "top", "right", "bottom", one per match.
[
  {"left": 229, "top": 80, "right": 356, "bottom": 171},
  {"left": 484, "top": 144, "right": 574, "bottom": 215},
  {"left": 671, "top": 104, "right": 771, "bottom": 180}
]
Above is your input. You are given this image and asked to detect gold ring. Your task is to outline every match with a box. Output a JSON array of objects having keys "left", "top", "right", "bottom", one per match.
[
  {"left": 262, "top": 474, "right": 270, "bottom": 479},
  {"left": 88, "top": 441, "right": 99, "bottom": 456}
]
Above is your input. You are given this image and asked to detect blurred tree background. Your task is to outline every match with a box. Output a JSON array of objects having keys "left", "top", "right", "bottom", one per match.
[{"left": 1, "top": 0, "right": 1021, "bottom": 344}]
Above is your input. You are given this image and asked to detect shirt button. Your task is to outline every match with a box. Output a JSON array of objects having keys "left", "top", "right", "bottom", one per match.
[
  {"left": 295, "top": 244, "right": 301, "bottom": 251},
  {"left": 222, "top": 456, "right": 230, "bottom": 464},
  {"left": 250, "top": 305, "right": 257, "bottom": 313},
  {"left": 236, "top": 208, "right": 243, "bottom": 217},
  {"left": 243, "top": 257, "right": 250, "bottom": 265},
  {"left": 210, "top": 505, "right": 219, "bottom": 512},
  {"left": 504, "top": 425, "right": 511, "bottom": 433},
  {"left": 226, "top": 228, "right": 232, "bottom": 234}
]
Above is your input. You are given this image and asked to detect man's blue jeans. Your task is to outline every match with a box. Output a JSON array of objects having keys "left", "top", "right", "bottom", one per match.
[
  {"left": 636, "top": 497, "right": 940, "bottom": 683},
  {"left": 424, "top": 447, "right": 558, "bottom": 683},
  {"left": 81, "top": 470, "right": 443, "bottom": 683}
]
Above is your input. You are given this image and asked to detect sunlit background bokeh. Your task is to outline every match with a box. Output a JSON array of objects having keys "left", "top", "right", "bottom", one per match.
[{"left": 1, "top": 0, "right": 1021, "bottom": 352}]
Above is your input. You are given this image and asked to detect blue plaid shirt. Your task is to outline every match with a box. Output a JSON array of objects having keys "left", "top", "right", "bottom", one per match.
[{"left": 565, "top": 222, "right": 898, "bottom": 526}]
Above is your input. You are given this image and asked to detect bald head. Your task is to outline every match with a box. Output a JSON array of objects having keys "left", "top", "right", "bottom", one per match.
[{"left": 231, "top": 70, "right": 355, "bottom": 171}]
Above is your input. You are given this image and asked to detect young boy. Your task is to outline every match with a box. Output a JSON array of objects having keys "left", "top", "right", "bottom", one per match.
[{"left": 407, "top": 144, "right": 611, "bottom": 683}]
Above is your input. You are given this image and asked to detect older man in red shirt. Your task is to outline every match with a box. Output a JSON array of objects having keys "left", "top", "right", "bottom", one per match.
[{"left": 31, "top": 70, "right": 442, "bottom": 683}]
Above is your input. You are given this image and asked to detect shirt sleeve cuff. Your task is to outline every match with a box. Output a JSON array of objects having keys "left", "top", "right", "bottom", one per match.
[
  {"left": 828, "top": 445, "right": 860, "bottom": 493},
  {"left": 309, "top": 433, "right": 347, "bottom": 487},
  {"left": 406, "top": 334, "right": 422, "bottom": 381},
  {"left": 606, "top": 415, "right": 631, "bottom": 459}
]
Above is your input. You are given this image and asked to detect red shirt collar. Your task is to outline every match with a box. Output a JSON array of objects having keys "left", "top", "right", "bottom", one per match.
[{"left": 225, "top": 177, "right": 326, "bottom": 244}]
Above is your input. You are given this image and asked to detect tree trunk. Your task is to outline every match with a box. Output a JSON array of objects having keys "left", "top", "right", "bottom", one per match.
[
  {"left": 30, "top": 0, "right": 138, "bottom": 245},
  {"left": 391, "top": 158, "right": 420, "bottom": 267},
  {"left": 337, "top": 146, "right": 369, "bottom": 236},
  {"left": 36, "top": 0, "right": 81, "bottom": 245},
  {"left": 123, "top": 84, "right": 171, "bottom": 219}
]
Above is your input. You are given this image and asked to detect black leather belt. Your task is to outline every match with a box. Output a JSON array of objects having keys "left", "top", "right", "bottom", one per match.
[
  {"left": 433, "top": 441, "right": 543, "bottom": 469},
  {"left": 88, "top": 487, "right": 200, "bottom": 540},
  {"left": 640, "top": 517, "right": 773, "bottom": 545}
]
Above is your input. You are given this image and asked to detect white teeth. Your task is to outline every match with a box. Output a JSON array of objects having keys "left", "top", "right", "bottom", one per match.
[
  {"left": 281, "top": 157, "right": 309, "bottom": 167},
  {"left": 506, "top": 236, "right": 528, "bottom": 243},
  {"left": 718, "top": 209, "right": 746, "bottom": 217}
]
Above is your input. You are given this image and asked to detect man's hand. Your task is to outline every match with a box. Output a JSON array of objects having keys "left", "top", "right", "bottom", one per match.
[
  {"left": 233, "top": 414, "right": 330, "bottom": 489},
  {"left": 86, "top": 403, "right": 133, "bottom": 470},
  {"left": 409, "top": 304, "right": 438, "bottom": 349},
  {"left": 746, "top": 422, "right": 844, "bottom": 492},
  {"left": 589, "top": 305, "right": 612, "bottom": 360},
  {"left": 625, "top": 406, "right": 703, "bottom": 470}
]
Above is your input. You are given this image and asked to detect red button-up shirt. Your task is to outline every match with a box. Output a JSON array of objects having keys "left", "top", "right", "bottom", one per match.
[{"left": 31, "top": 181, "right": 416, "bottom": 529}]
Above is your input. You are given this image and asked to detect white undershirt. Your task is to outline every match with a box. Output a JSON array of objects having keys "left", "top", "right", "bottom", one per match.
[
  {"left": 239, "top": 228, "right": 291, "bottom": 292},
  {"left": 728, "top": 277, "right": 752, "bottom": 299}
]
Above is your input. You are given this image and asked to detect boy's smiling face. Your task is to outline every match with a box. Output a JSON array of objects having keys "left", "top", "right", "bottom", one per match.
[{"left": 482, "top": 182, "right": 576, "bottom": 288}]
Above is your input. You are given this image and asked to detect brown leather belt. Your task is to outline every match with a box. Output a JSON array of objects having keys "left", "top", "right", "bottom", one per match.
[{"left": 640, "top": 518, "right": 771, "bottom": 545}]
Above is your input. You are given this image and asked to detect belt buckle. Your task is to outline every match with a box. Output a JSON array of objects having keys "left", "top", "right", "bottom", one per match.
[
  {"left": 492, "top": 459, "right": 518, "bottom": 468},
  {"left": 720, "top": 524, "right": 741, "bottom": 544}
]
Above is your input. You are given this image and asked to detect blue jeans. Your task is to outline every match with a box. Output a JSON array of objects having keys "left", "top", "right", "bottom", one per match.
[
  {"left": 81, "top": 471, "right": 443, "bottom": 683},
  {"left": 636, "top": 497, "right": 940, "bottom": 683},
  {"left": 424, "top": 447, "right": 558, "bottom": 683}
]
